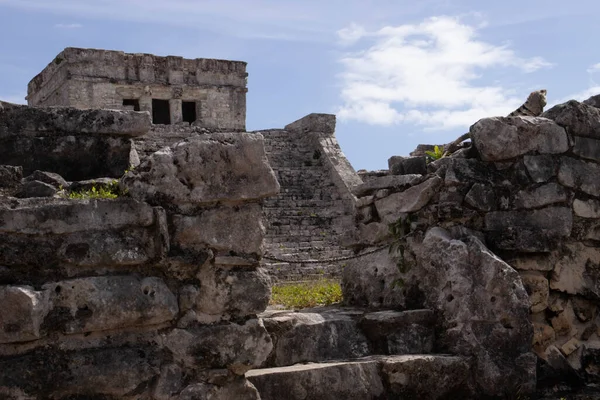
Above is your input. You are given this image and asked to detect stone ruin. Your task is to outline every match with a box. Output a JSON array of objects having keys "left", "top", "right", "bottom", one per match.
[{"left": 2, "top": 47, "right": 600, "bottom": 399}]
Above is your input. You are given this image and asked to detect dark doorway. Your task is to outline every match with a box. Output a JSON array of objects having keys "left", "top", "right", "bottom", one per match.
[
  {"left": 182, "top": 101, "right": 197, "bottom": 123},
  {"left": 152, "top": 99, "right": 171, "bottom": 124},
  {"left": 122, "top": 99, "right": 140, "bottom": 111}
]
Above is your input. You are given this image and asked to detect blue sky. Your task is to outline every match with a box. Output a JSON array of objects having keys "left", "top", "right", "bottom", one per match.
[{"left": 1, "top": 0, "right": 599, "bottom": 170}]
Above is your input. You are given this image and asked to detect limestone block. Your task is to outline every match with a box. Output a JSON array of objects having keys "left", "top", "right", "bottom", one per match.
[
  {"left": 16, "top": 180, "right": 56, "bottom": 198},
  {"left": 122, "top": 132, "right": 279, "bottom": 208},
  {"left": 572, "top": 297, "right": 597, "bottom": 322},
  {"left": 583, "top": 94, "right": 600, "bottom": 108},
  {"left": 177, "top": 379, "right": 260, "bottom": 400},
  {"left": 550, "top": 243, "right": 600, "bottom": 300},
  {"left": 523, "top": 155, "right": 557, "bottom": 183},
  {"left": 153, "top": 364, "right": 183, "bottom": 400},
  {"left": 533, "top": 322, "right": 556, "bottom": 353},
  {"left": 0, "top": 198, "right": 154, "bottom": 235},
  {"left": 388, "top": 156, "right": 427, "bottom": 176},
  {"left": 464, "top": 183, "right": 496, "bottom": 211},
  {"left": 0, "top": 165, "right": 22, "bottom": 188},
  {"left": 194, "top": 265, "right": 271, "bottom": 318},
  {"left": 558, "top": 156, "right": 600, "bottom": 197},
  {"left": 284, "top": 113, "right": 336, "bottom": 134},
  {"left": 484, "top": 207, "right": 572, "bottom": 252},
  {"left": 520, "top": 271, "right": 550, "bottom": 313},
  {"left": 543, "top": 100, "right": 600, "bottom": 138},
  {"left": 23, "top": 170, "right": 68, "bottom": 189},
  {"left": 574, "top": 198, "right": 600, "bottom": 218},
  {"left": 470, "top": 116, "right": 568, "bottom": 161},
  {"left": 171, "top": 204, "right": 264, "bottom": 255},
  {"left": 0, "top": 286, "right": 49, "bottom": 344},
  {"left": 352, "top": 174, "right": 423, "bottom": 197},
  {"left": 165, "top": 319, "right": 273, "bottom": 374},
  {"left": 412, "top": 227, "right": 534, "bottom": 396},
  {"left": 0, "top": 346, "right": 160, "bottom": 397},
  {"left": 573, "top": 136, "right": 600, "bottom": 162},
  {"left": 375, "top": 176, "right": 442, "bottom": 223},
  {"left": 43, "top": 276, "right": 178, "bottom": 334},
  {"left": 561, "top": 338, "right": 582, "bottom": 356},
  {"left": 506, "top": 253, "right": 556, "bottom": 272},
  {"left": 513, "top": 183, "right": 568, "bottom": 209},
  {"left": 441, "top": 157, "right": 500, "bottom": 186}
]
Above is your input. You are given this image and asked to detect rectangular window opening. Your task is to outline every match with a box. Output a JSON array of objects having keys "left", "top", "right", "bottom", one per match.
[
  {"left": 152, "top": 99, "right": 171, "bottom": 125},
  {"left": 182, "top": 101, "right": 197, "bottom": 124},
  {"left": 122, "top": 99, "right": 140, "bottom": 111}
]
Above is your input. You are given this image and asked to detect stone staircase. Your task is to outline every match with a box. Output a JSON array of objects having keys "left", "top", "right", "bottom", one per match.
[
  {"left": 246, "top": 307, "right": 472, "bottom": 399},
  {"left": 256, "top": 129, "right": 355, "bottom": 282}
]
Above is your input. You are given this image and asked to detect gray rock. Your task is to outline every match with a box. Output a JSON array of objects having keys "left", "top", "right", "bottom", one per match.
[
  {"left": 550, "top": 243, "right": 600, "bottom": 300},
  {"left": 165, "top": 319, "right": 273, "bottom": 375},
  {"left": 470, "top": 116, "right": 569, "bottom": 161},
  {"left": 284, "top": 113, "right": 336, "bottom": 134},
  {"left": 388, "top": 156, "right": 427, "bottom": 176},
  {"left": 374, "top": 176, "right": 442, "bottom": 223},
  {"left": 484, "top": 207, "right": 572, "bottom": 251},
  {"left": 194, "top": 265, "right": 271, "bottom": 319},
  {"left": 441, "top": 157, "right": 500, "bottom": 186},
  {"left": 68, "top": 177, "right": 117, "bottom": 192},
  {"left": 574, "top": 198, "right": 600, "bottom": 218},
  {"left": 381, "top": 355, "right": 471, "bottom": 399},
  {"left": 177, "top": 379, "right": 260, "bottom": 400},
  {"left": 0, "top": 165, "right": 23, "bottom": 188},
  {"left": 573, "top": 136, "right": 600, "bottom": 162},
  {"left": 171, "top": 204, "right": 265, "bottom": 255},
  {"left": 464, "top": 183, "right": 496, "bottom": 211},
  {"left": 543, "top": 100, "right": 600, "bottom": 138},
  {"left": 43, "top": 276, "right": 178, "bottom": 334},
  {"left": 153, "top": 364, "right": 183, "bottom": 400},
  {"left": 359, "top": 309, "right": 435, "bottom": 355},
  {"left": 23, "top": 170, "right": 68, "bottom": 189},
  {"left": 246, "top": 357, "right": 385, "bottom": 400},
  {"left": 513, "top": 183, "right": 568, "bottom": 209},
  {"left": 0, "top": 285, "right": 50, "bottom": 344},
  {"left": 583, "top": 94, "right": 600, "bottom": 108},
  {"left": 558, "top": 156, "right": 600, "bottom": 197},
  {"left": 0, "top": 106, "right": 150, "bottom": 137},
  {"left": 520, "top": 271, "right": 550, "bottom": 313},
  {"left": 412, "top": 227, "right": 535, "bottom": 396},
  {"left": 523, "top": 155, "right": 557, "bottom": 183},
  {"left": 122, "top": 132, "right": 279, "bottom": 209},
  {"left": 16, "top": 180, "right": 56, "bottom": 198},
  {"left": 261, "top": 309, "right": 370, "bottom": 367},
  {"left": 352, "top": 174, "right": 423, "bottom": 197}
]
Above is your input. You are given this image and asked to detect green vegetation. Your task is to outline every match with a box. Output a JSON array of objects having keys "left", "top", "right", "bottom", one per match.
[
  {"left": 388, "top": 214, "right": 416, "bottom": 288},
  {"left": 270, "top": 279, "right": 343, "bottom": 309},
  {"left": 66, "top": 180, "right": 124, "bottom": 200},
  {"left": 425, "top": 145, "right": 445, "bottom": 162}
]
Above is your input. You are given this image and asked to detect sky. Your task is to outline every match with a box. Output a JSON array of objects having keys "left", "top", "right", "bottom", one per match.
[{"left": 1, "top": 0, "right": 599, "bottom": 171}]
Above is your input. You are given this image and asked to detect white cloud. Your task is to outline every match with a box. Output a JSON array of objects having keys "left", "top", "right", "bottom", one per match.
[
  {"left": 336, "top": 16, "right": 552, "bottom": 129},
  {"left": 54, "top": 23, "right": 83, "bottom": 29},
  {"left": 586, "top": 62, "right": 600, "bottom": 74}
]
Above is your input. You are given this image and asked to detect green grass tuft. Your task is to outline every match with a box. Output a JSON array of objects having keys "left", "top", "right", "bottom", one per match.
[
  {"left": 270, "top": 279, "right": 343, "bottom": 309},
  {"left": 67, "top": 180, "right": 123, "bottom": 200}
]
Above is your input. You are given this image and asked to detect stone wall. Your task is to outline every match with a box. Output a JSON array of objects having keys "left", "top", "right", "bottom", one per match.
[
  {"left": 254, "top": 114, "right": 362, "bottom": 281},
  {"left": 0, "top": 104, "right": 280, "bottom": 399},
  {"left": 343, "top": 95, "right": 600, "bottom": 395},
  {"left": 27, "top": 47, "right": 247, "bottom": 131}
]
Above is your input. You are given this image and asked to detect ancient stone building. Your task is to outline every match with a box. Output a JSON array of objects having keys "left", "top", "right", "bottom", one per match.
[{"left": 26, "top": 47, "right": 247, "bottom": 131}]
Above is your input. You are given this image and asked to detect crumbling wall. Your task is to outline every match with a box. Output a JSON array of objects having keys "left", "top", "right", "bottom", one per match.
[
  {"left": 254, "top": 114, "right": 361, "bottom": 281},
  {"left": 0, "top": 105, "right": 280, "bottom": 399},
  {"left": 343, "top": 96, "right": 600, "bottom": 396}
]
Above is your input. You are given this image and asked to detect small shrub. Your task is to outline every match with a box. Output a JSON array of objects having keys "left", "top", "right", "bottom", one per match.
[
  {"left": 270, "top": 279, "right": 342, "bottom": 309},
  {"left": 67, "top": 180, "right": 124, "bottom": 200},
  {"left": 425, "top": 145, "right": 445, "bottom": 162}
]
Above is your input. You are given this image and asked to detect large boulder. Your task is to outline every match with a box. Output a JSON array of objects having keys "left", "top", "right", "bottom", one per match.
[{"left": 411, "top": 227, "right": 536, "bottom": 396}]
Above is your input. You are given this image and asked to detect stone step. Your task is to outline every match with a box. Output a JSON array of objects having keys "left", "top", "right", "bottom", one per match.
[
  {"left": 246, "top": 354, "right": 471, "bottom": 400},
  {"left": 259, "top": 307, "right": 435, "bottom": 368}
]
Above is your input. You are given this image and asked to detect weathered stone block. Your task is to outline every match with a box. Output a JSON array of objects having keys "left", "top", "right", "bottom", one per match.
[
  {"left": 550, "top": 243, "right": 600, "bottom": 300},
  {"left": 543, "top": 100, "right": 600, "bottom": 138},
  {"left": 0, "top": 165, "right": 22, "bottom": 188},
  {"left": 165, "top": 319, "right": 273, "bottom": 374},
  {"left": 470, "top": 116, "right": 568, "bottom": 161},
  {"left": 574, "top": 198, "right": 600, "bottom": 218},
  {"left": 284, "top": 113, "right": 336, "bottom": 134},
  {"left": 520, "top": 271, "right": 550, "bottom": 313},
  {"left": 558, "top": 156, "right": 600, "bottom": 197},
  {"left": 375, "top": 176, "right": 442, "bottom": 223},
  {"left": 171, "top": 204, "right": 264, "bottom": 255},
  {"left": 122, "top": 132, "right": 279, "bottom": 208},
  {"left": 16, "top": 180, "right": 56, "bottom": 198},
  {"left": 388, "top": 156, "right": 427, "bottom": 176},
  {"left": 573, "top": 136, "right": 600, "bottom": 162},
  {"left": 352, "top": 174, "right": 423, "bottom": 197},
  {"left": 43, "top": 276, "right": 178, "bottom": 334},
  {"left": 0, "top": 286, "right": 49, "bottom": 344},
  {"left": 484, "top": 207, "right": 572, "bottom": 252},
  {"left": 513, "top": 183, "right": 568, "bottom": 209},
  {"left": 178, "top": 379, "right": 260, "bottom": 400},
  {"left": 23, "top": 170, "right": 68, "bottom": 189},
  {"left": 464, "top": 183, "right": 496, "bottom": 211},
  {"left": 441, "top": 157, "right": 500, "bottom": 186},
  {"left": 523, "top": 155, "right": 556, "bottom": 183}
]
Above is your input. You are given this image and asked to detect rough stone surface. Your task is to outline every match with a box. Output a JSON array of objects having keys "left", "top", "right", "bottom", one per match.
[
  {"left": 550, "top": 243, "right": 600, "bottom": 300},
  {"left": 43, "top": 276, "right": 178, "bottom": 334},
  {"left": 558, "top": 156, "right": 600, "bottom": 197},
  {"left": 412, "top": 227, "right": 535, "bottom": 396},
  {"left": 543, "top": 100, "right": 600, "bottom": 138},
  {"left": 513, "top": 183, "right": 568, "bottom": 209},
  {"left": 470, "top": 116, "right": 569, "bottom": 161},
  {"left": 523, "top": 155, "right": 557, "bottom": 183},
  {"left": 177, "top": 379, "right": 260, "bottom": 400},
  {"left": 388, "top": 156, "right": 427, "bottom": 176},
  {"left": 122, "top": 132, "right": 279, "bottom": 208},
  {"left": 520, "top": 271, "right": 550, "bottom": 313},
  {"left": 0, "top": 286, "right": 49, "bottom": 344},
  {"left": 16, "top": 180, "right": 57, "bottom": 198},
  {"left": 23, "top": 170, "right": 69, "bottom": 189},
  {"left": 574, "top": 198, "right": 600, "bottom": 218},
  {"left": 352, "top": 174, "right": 423, "bottom": 197},
  {"left": 374, "top": 176, "right": 442, "bottom": 223},
  {"left": 0, "top": 165, "right": 23, "bottom": 188}
]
